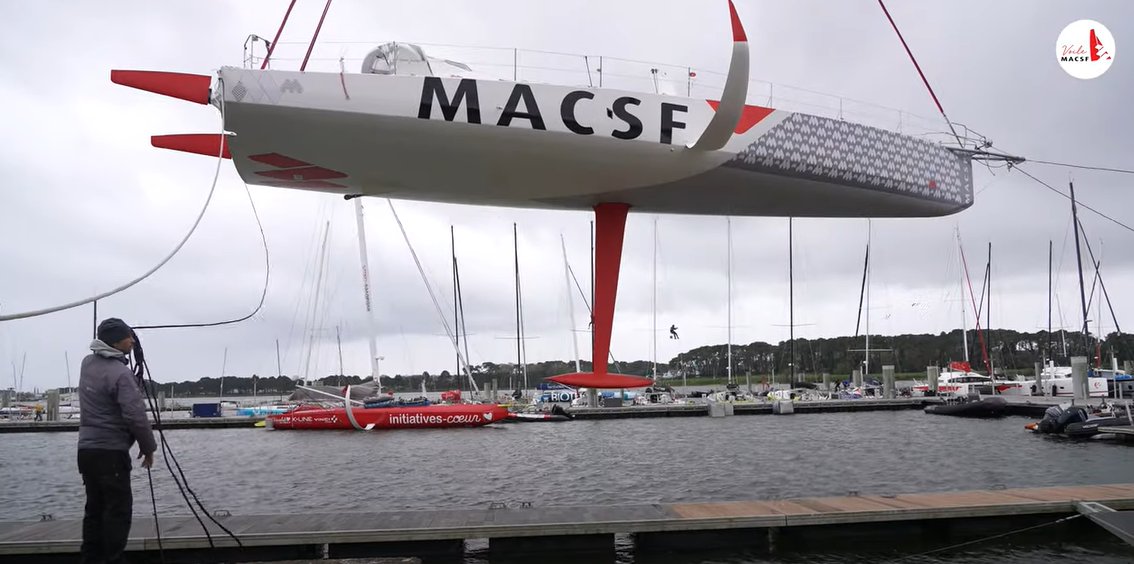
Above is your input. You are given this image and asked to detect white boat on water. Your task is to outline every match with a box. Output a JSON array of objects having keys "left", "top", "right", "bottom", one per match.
[
  {"left": 913, "top": 363, "right": 995, "bottom": 396},
  {"left": 914, "top": 361, "right": 1105, "bottom": 398},
  {"left": 1031, "top": 363, "right": 1108, "bottom": 398}
]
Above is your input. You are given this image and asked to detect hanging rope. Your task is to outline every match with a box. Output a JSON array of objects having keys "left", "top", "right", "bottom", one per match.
[
  {"left": 0, "top": 82, "right": 230, "bottom": 323},
  {"left": 886, "top": 514, "right": 1081, "bottom": 562}
]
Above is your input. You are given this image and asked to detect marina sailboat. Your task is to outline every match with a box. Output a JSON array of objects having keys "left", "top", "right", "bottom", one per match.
[{"left": 266, "top": 199, "right": 510, "bottom": 430}]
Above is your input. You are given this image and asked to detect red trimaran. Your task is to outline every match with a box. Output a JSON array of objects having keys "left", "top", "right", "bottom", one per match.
[
  {"left": 268, "top": 389, "right": 510, "bottom": 431},
  {"left": 111, "top": 0, "right": 975, "bottom": 429}
]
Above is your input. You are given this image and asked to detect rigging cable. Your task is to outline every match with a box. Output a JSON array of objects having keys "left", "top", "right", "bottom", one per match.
[
  {"left": 386, "top": 199, "right": 480, "bottom": 393},
  {"left": 0, "top": 81, "right": 232, "bottom": 323},
  {"left": 1009, "top": 164, "right": 1134, "bottom": 236},
  {"left": 876, "top": 0, "right": 964, "bottom": 147},
  {"left": 133, "top": 179, "right": 269, "bottom": 330},
  {"left": 886, "top": 514, "right": 1081, "bottom": 562},
  {"left": 1027, "top": 159, "right": 1134, "bottom": 175},
  {"left": 1075, "top": 219, "right": 1122, "bottom": 334}
]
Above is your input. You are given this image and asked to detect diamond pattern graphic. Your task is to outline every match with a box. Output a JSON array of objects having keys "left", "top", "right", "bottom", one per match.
[
  {"left": 727, "top": 113, "right": 972, "bottom": 206},
  {"left": 231, "top": 81, "right": 247, "bottom": 102}
]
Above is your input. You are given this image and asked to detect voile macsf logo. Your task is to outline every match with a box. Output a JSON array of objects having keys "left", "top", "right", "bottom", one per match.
[{"left": 1057, "top": 20, "right": 1115, "bottom": 79}]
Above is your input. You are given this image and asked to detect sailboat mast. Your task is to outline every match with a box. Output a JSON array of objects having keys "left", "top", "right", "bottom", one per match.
[
  {"left": 1069, "top": 181, "right": 1090, "bottom": 352},
  {"left": 453, "top": 231, "right": 472, "bottom": 390},
  {"left": 1097, "top": 281, "right": 1103, "bottom": 368},
  {"left": 335, "top": 325, "right": 344, "bottom": 385},
  {"left": 452, "top": 226, "right": 460, "bottom": 378},
  {"left": 219, "top": 347, "right": 227, "bottom": 401},
  {"left": 64, "top": 351, "right": 72, "bottom": 393},
  {"left": 987, "top": 242, "right": 992, "bottom": 377},
  {"left": 561, "top": 235, "right": 582, "bottom": 373},
  {"left": 726, "top": 216, "right": 733, "bottom": 384},
  {"left": 302, "top": 223, "right": 328, "bottom": 386},
  {"left": 352, "top": 200, "right": 382, "bottom": 394},
  {"left": 652, "top": 217, "right": 658, "bottom": 380},
  {"left": 514, "top": 223, "right": 521, "bottom": 391},
  {"left": 956, "top": 228, "right": 969, "bottom": 363},
  {"left": 789, "top": 217, "right": 795, "bottom": 382},
  {"left": 865, "top": 219, "right": 871, "bottom": 378},
  {"left": 590, "top": 220, "right": 595, "bottom": 360},
  {"left": 1047, "top": 240, "right": 1052, "bottom": 364}
]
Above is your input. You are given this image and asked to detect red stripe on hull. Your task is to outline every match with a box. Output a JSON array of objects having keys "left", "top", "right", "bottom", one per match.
[
  {"left": 249, "top": 153, "right": 312, "bottom": 168},
  {"left": 267, "top": 404, "right": 511, "bottom": 430},
  {"left": 255, "top": 165, "right": 347, "bottom": 181}
]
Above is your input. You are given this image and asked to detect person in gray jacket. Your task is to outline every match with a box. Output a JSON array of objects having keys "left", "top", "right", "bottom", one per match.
[{"left": 78, "top": 318, "right": 157, "bottom": 564}]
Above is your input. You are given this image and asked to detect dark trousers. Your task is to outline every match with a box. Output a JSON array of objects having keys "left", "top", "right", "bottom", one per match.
[{"left": 78, "top": 449, "right": 133, "bottom": 564}]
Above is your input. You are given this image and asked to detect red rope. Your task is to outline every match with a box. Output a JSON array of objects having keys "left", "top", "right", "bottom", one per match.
[
  {"left": 260, "top": 0, "right": 297, "bottom": 70},
  {"left": 301, "top": 0, "right": 334, "bottom": 72},
  {"left": 878, "top": 0, "right": 944, "bottom": 114},
  {"left": 877, "top": 0, "right": 963, "bottom": 146}
]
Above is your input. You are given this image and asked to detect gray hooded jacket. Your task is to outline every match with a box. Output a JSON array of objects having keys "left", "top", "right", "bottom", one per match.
[{"left": 77, "top": 340, "right": 157, "bottom": 455}]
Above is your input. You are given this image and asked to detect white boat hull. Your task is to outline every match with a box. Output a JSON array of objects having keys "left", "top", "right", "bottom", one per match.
[{"left": 216, "top": 68, "right": 973, "bottom": 218}]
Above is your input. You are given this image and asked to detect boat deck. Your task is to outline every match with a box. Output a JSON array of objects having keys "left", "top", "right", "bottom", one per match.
[{"left": 3, "top": 483, "right": 1133, "bottom": 562}]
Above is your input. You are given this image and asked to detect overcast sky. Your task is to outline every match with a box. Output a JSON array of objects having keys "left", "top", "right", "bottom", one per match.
[{"left": 2, "top": 1, "right": 1132, "bottom": 389}]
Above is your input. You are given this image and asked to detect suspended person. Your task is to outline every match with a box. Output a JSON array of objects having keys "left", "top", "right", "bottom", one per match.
[
  {"left": 78, "top": 318, "right": 157, "bottom": 564},
  {"left": 669, "top": 324, "right": 679, "bottom": 339}
]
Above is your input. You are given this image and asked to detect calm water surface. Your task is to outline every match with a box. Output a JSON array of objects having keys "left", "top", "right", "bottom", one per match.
[{"left": 2, "top": 411, "right": 1132, "bottom": 562}]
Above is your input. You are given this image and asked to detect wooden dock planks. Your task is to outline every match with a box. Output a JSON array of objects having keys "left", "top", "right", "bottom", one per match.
[{"left": 2, "top": 483, "right": 1133, "bottom": 557}]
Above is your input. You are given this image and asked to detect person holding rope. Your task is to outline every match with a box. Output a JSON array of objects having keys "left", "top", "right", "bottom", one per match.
[{"left": 78, "top": 318, "right": 156, "bottom": 564}]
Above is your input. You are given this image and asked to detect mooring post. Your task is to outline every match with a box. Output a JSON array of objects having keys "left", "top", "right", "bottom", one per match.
[
  {"left": 157, "top": 391, "right": 166, "bottom": 412},
  {"left": 1034, "top": 362, "right": 1044, "bottom": 397},
  {"left": 46, "top": 390, "right": 60, "bottom": 421},
  {"left": 1071, "top": 356, "right": 1088, "bottom": 404},
  {"left": 1, "top": 389, "right": 10, "bottom": 408},
  {"left": 822, "top": 372, "right": 830, "bottom": 391},
  {"left": 927, "top": 366, "right": 939, "bottom": 395},
  {"left": 882, "top": 365, "right": 895, "bottom": 399},
  {"left": 852, "top": 369, "right": 862, "bottom": 388}
]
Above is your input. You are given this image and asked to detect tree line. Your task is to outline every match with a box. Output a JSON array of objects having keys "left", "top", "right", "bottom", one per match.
[
  {"left": 668, "top": 329, "right": 1134, "bottom": 380},
  {"left": 139, "top": 329, "right": 1133, "bottom": 396}
]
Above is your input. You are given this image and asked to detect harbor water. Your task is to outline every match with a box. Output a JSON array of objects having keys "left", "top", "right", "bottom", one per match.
[{"left": 2, "top": 410, "right": 1132, "bottom": 562}]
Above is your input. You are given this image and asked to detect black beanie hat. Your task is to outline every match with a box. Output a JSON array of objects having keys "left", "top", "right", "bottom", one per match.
[{"left": 97, "top": 318, "right": 133, "bottom": 346}]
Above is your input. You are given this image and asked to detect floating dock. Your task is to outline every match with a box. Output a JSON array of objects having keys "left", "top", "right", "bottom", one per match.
[
  {"left": 0, "top": 417, "right": 263, "bottom": 433},
  {"left": 568, "top": 397, "right": 935, "bottom": 419},
  {"left": 2, "top": 483, "right": 1132, "bottom": 562}
]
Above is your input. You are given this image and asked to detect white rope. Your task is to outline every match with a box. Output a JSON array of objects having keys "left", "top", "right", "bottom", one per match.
[
  {"left": 0, "top": 80, "right": 228, "bottom": 322},
  {"left": 386, "top": 199, "right": 480, "bottom": 395}
]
